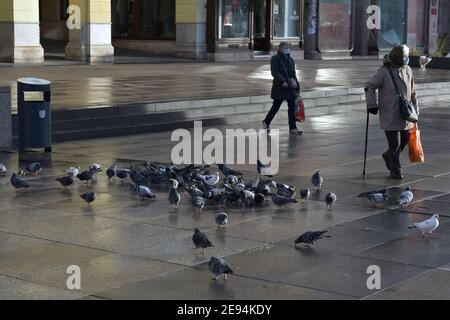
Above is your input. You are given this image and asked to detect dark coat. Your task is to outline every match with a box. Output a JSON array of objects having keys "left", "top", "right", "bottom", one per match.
[{"left": 271, "top": 52, "right": 300, "bottom": 101}]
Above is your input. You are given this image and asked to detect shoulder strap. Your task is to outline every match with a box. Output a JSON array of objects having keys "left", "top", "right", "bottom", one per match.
[
  {"left": 386, "top": 67, "right": 401, "bottom": 96},
  {"left": 279, "top": 57, "right": 290, "bottom": 80}
]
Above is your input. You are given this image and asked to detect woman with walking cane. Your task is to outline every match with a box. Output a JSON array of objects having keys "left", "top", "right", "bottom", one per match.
[{"left": 365, "top": 45, "right": 419, "bottom": 180}]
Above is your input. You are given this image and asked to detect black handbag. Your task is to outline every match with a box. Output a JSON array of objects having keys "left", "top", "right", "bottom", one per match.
[{"left": 387, "top": 67, "right": 418, "bottom": 123}]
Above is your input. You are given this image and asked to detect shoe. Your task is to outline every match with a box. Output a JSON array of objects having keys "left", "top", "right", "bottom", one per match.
[
  {"left": 262, "top": 121, "right": 270, "bottom": 133},
  {"left": 382, "top": 152, "right": 392, "bottom": 172},
  {"left": 290, "top": 129, "right": 303, "bottom": 135},
  {"left": 390, "top": 172, "right": 404, "bottom": 180}
]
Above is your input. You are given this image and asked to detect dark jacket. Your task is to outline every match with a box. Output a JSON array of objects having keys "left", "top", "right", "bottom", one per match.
[{"left": 271, "top": 52, "right": 300, "bottom": 101}]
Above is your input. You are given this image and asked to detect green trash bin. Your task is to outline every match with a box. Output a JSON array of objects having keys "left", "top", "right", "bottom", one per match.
[{"left": 17, "top": 78, "right": 52, "bottom": 153}]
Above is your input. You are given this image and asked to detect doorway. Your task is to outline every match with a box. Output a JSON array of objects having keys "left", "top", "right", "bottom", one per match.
[{"left": 252, "top": 0, "right": 272, "bottom": 52}]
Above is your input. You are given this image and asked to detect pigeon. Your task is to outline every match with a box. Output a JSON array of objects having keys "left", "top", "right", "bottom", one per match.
[
  {"left": 89, "top": 164, "right": 101, "bottom": 171},
  {"left": 254, "top": 193, "right": 266, "bottom": 205},
  {"left": 277, "top": 183, "right": 296, "bottom": 199},
  {"left": 218, "top": 164, "right": 242, "bottom": 177},
  {"left": 0, "top": 163, "right": 7, "bottom": 175},
  {"left": 197, "top": 172, "right": 220, "bottom": 186},
  {"left": 208, "top": 257, "right": 233, "bottom": 281},
  {"left": 311, "top": 171, "right": 323, "bottom": 191},
  {"left": 136, "top": 185, "right": 156, "bottom": 200},
  {"left": 10, "top": 173, "right": 29, "bottom": 190},
  {"left": 77, "top": 168, "right": 101, "bottom": 184},
  {"left": 409, "top": 214, "right": 440, "bottom": 238},
  {"left": 398, "top": 186, "right": 414, "bottom": 207},
  {"left": 80, "top": 192, "right": 96, "bottom": 205},
  {"left": 240, "top": 190, "right": 255, "bottom": 207},
  {"left": 63, "top": 166, "right": 80, "bottom": 177},
  {"left": 55, "top": 176, "right": 74, "bottom": 189},
  {"left": 215, "top": 212, "right": 228, "bottom": 228},
  {"left": 106, "top": 163, "right": 117, "bottom": 181},
  {"left": 272, "top": 194, "right": 298, "bottom": 208},
  {"left": 226, "top": 175, "right": 239, "bottom": 186},
  {"left": 360, "top": 190, "right": 389, "bottom": 207},
  {"left": 116, "top": 168, "right": 129, "bottom": 182},
  {"left": 192, "top": 228, "right": 214, "bottom": 254},
  {"left": 257, "top": 160, "right": 274, "bottom": 178},
  {"left": 20, "top": 162, "right": 41, "bottom": 176},
  {"left": 129, "top": 170, "right": 150, "bottom": 186},
  {"left": 192, "top": 196, "right": 205, "bottom": 212},
  {"left": 295, "top": 230, "right": 331, "bottom": 248},
  {"left": 325, "top": 192, "right": 337, "bottom": 210},
  {"left": 168, "top": 179, "right": 181, "bottom": 208},
  {"left": 300, "top": 189, "right": 311, "bottom": 203}
]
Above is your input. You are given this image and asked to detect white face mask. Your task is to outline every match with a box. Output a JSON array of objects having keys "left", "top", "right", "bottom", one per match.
[{"left": 283, "top": 48, "right": 291, "bottom": 55}]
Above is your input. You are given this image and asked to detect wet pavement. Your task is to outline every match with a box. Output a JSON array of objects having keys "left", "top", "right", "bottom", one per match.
[
  {"left": 2, "top": 60, "right": 450, "bottom": 112},
  {"left": 0, "top": 100, "right": 449, "bottom": 300}
]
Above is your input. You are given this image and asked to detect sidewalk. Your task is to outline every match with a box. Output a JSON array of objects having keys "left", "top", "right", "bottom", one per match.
[
  {"left": 2, "top": 60, "right": 450, "bottom": 111},
  {"left": 0, "top": 102, "right": 449, "bottom": 300}
]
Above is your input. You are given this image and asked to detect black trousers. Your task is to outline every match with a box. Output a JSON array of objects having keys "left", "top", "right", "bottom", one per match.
[
  {"left": 384, "top": 130, "right": 410, "bottom": 174},
  {"left": 264, "top": 99, "right": 297, "bottom": 130}
]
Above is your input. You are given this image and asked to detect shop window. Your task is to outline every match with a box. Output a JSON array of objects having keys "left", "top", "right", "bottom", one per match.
[
  {"left": 273, "top": 0, "right": 300, "bottom": 38},
  {"left": 378, "top": 0, "right": 407, "bottom": 50},
  {"left": 219, "top": 0, "right": 250, "bottom": 38},
  {"left": 112, "top": 0, "right": 175, "bottom": 40},
  {"left": 318, "top": 0, "right": 352, "bottom": 52}
]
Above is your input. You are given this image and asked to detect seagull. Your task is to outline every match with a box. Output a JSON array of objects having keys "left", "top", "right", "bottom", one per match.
[
  {"left": 136, "top": 185, "right": 156, "bottom": 200},
  {"left": 63, "top": 166, "right": 80, "bottom": 177},
  {"left": 192, "top": 228, "right": 214, "bottom": 254},
  {"left": 295, "top": 230, "right": 331, "bottom": 248},
  {"left": 10, "top": 173, "right": 29, "bottom": 190},
  {"left": 409, "top": 214, "right": 440, "bottom": 238},
  {"left": 215, "top": 212, "right": 228, "bottom": 228},
  {"left": 0, "top": 163, "right": 7, "bottom": 176},
  {"left": 311, "top": 171, "right": 323, "bottom": 191},
  {"left": 208, "top": 257, "right": 233, "bottom": 281},
  {"left": 218, "top": 164, "right": 242, "bottom": 177},
  {"left": 80, "top": 192, "right": 96, "bottom": 206},
  {"left": 257, "top": 160, "right": 274, "bottom": 178},
  {"left": 106, "top": 163, "right": 118, "bottom": 181},
  {"left": 300, "top": 189, "right": 311, "bottom": 203},
  {"left": 20, "top": 162, "right": 41, "bottom": 176},
  {"left": 398, "top": 186, "right": 414, "bottom": 207},
  {"left": 272, "top": 194, "right": 298, "bottom": 208},
  {"left": 325, "top": 192, "right": 337, "bottom": 210},
  {"left": 55, "top": 176, "right": 74, "bottom": 189},
  {"left": 168, "top": 179, "right": 181, "bottom": 208}
]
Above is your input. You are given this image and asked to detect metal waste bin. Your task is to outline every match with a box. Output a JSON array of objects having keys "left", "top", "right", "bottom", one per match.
[{"left": 17, "top": 78, "right": 52, "bottom": 153}]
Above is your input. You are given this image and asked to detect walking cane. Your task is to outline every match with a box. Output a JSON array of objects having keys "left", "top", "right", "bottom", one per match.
[{"left": 363, "top": 109, "right": 370, "bottom": 180}]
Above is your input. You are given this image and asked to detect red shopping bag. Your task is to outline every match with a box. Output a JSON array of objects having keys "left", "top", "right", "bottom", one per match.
[
  {"left": 296, "top": 98, "right": 305, "bottom": 122},
  {"left": 409, "top": 123, "right": 425, "bottom": 163}
]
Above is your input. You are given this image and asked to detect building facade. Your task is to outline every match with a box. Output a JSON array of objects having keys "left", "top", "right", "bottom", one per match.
[{"left": 0, "top": 0, "right": 449, "bottom": 63}]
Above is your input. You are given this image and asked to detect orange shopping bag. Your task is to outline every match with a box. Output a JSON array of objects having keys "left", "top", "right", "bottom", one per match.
[
  {"left": 409, "top": 123, "right": 425, "bottom": 163},
  {"left": 296, "top": 98, "right": 305, "bottom": 122}
]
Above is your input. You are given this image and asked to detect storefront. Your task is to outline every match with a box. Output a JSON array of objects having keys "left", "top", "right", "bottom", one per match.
[{"left": 206, "top": 0, "right": 304, "bottom": 61}]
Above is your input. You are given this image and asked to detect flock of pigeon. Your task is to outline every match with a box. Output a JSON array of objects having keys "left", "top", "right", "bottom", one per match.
[{"left": 0, "top": 159, "right": 441, "bottom": 281}]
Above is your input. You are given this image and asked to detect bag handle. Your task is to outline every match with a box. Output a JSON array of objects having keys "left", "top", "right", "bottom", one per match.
[{"left": 387, "top": 67, "right": 401, "bottom": 97}]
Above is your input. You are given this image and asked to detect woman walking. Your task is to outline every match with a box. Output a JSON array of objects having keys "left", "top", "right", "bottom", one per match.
[
  {"left": 365, "top": 45, "right": 419, "bottom": 180},
  {"left": 263, "top": 42, "right": 303, "bottom": 135}
]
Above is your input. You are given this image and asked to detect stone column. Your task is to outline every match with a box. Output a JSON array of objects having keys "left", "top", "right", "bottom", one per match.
[
  {"left": 65, "top": 0, "right": 114, "bottom": 62},
  {"left": 175, "top": 0, "right": 207, "bottom": 60},
  {"left": 0, "top": 86, "right": 12, "bottom": 150},
  {"left": 0, "top": 0, "right": 44, "bottom": 63}
]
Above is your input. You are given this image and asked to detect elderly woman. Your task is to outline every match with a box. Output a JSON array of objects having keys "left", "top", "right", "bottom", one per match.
[
  {"left": 365, "top": 45, "right": 419, "bottom": 180},
  {"left": 263, "top": 42, "right": 303, "bottom": 135}
]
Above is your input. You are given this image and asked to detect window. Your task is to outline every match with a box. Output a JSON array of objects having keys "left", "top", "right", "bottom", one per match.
[
  {"left": 318, "top": 0, "right": 352, "bottom": 52},
  {"left": 378, "top": 0, "right": 407, "bottom": 50},
  {"left": 112, "top": 0, "right": 175, "bottom": 40},
  {"left": 219, "top": 0, "right": 250, "bottom": 38},
  {"left": 273, "top": 0, "right": 300, "bottom": 38}
]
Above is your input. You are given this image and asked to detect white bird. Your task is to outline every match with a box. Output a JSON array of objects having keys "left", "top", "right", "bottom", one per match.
[
  {"left": 398, "top": 186, "right": 414, "bottom": 207},
  {"left": 0, "top": 163, "right": 6, "bottom": 175},
  {"left": 409, "top": 214, "right": 440, "bottom": 238},
  {"left": 64, "top": 166, "right": 80, "bottom": 177}
]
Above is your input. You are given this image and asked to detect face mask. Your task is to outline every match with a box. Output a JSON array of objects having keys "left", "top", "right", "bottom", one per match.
[
  {"left": 403, "top": 56, "right": 410, "bottom": 65},
  {"left": 283, "top": 48, "right": 291, "bottom": 56}
]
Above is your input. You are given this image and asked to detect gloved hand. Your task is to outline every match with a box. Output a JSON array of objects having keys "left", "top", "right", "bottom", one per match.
[{"left": 368, "top": 108, "right": 379, "bottom": 115}]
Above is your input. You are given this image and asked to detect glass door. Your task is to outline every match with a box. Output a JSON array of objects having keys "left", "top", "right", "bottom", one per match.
[{"left": 253, "top": 0, "right": 271, "bottom": 51}]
